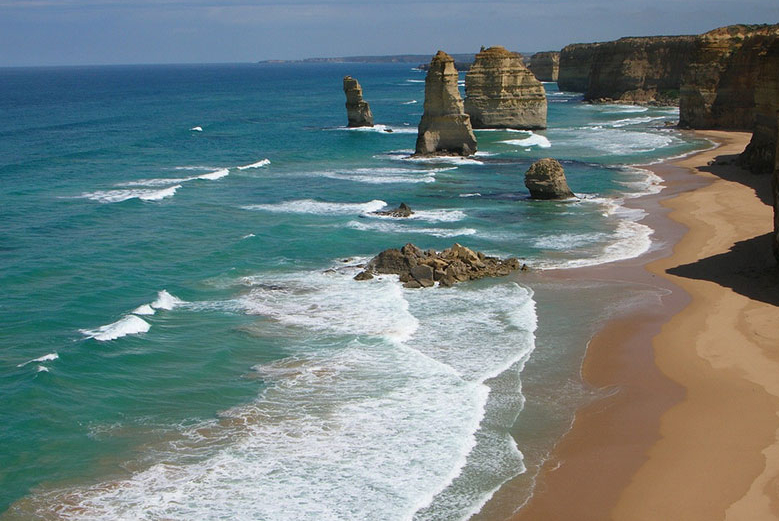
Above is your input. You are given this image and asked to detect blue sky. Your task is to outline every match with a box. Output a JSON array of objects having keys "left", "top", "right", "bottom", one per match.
[{"left": 0, "top": 0, "right": 776, "bottom": 66}]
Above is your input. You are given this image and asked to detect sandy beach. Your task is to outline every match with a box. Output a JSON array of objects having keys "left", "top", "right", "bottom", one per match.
[{"left": 493, "top": 130, "right": 779, "bottom": 520}]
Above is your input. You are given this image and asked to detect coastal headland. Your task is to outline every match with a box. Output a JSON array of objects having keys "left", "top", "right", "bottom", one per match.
[{"left": 476, "top": 130, "right": 779, "bottom": 520}]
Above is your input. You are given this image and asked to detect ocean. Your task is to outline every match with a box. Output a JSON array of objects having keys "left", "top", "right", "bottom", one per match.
[{"left": 0, "top": 62, "right": 710, "bottom": 520}]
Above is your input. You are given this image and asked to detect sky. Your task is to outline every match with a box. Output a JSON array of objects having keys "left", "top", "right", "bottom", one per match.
[{"left": 0, "top": 0, "right": 777, "bottom": 66}]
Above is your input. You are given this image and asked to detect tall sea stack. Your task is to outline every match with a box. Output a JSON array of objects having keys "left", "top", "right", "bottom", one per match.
[
  {"left": 528, "top": 51, "right": 560, "bottom": 82},
  {"left": 343, "top": 76, "right": 374, "bottom": 127},
  {"left": 464, "top": 46, "right": 547, "bottom": 130},
  {"left": 415, "top": 51, "right": 477, "bottom": 157}
]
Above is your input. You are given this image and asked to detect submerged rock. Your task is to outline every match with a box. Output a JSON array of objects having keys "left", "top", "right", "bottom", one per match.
[
  {"left": 525, "top": 158, "right": 575, "bottom": 200},
  {"left": 415, "top": 51, "right": 477, "bottom": 156},
  {"left": 371, "top": 202, "right": 414, "bottom": 218},
  {"left": 465, "top": 46, "right": 547, "bottom": 130},
  {"left": 343, "top": 76, "right": 374, "bottom": 127},
  {"left": 354, "top": 242, "right": 523, "bottom": 288}
]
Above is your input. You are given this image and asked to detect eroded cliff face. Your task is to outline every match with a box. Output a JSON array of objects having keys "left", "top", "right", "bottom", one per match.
[
  {"left": 464, "top": 46, "right": 547, "bottom": 130},
  {"left": 774, "top": 122, "right": 779, "bottom": 262},
  {"left": 740, "top": 39, "right": 779, "bottom": 173},
  {"left": 343, "top": 76, "right": 374, "bottom": 127},
  {"left": 585, "top": 36, "right": 697, "bottom": 103},
  {"left": 528, "top": 51, "right": 560, "bottom": 82},
  {"left": 415, "top": 51, "right": 477, "bottom": 156},
  {"left": 558, "top": 43, "right": 602, "bottom": 92},
  {"left": 679, "top": 24, "right": 779, "bottom": 130}
]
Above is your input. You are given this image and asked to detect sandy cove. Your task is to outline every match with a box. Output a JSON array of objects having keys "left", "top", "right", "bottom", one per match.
[{"left": 480, "top": 130, "right": 779, "bottom": 521}]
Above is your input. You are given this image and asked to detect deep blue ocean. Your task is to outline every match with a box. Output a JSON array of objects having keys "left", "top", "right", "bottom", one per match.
[{"left": 0, "top": 62, "right": 710, "bottom": 520}]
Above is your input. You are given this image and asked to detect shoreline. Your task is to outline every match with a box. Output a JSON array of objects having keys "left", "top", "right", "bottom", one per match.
[{"left": 480, "top": 130, "right": 779, "bottom": 520}]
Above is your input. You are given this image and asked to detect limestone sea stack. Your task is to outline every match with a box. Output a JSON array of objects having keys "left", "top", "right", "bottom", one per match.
[
  {"left": 464, "top": 46, "right": 547, "bottom": 130},
  {"left": 343, "top": 76, "right": 374, "bottom": 127},
  {"left": 415, "top": 51, "right": 477, "bottom": 156},
  {"left": 525, "top": 158, "right": 575, "bottom": 199},
  {"left": 528, "top": 51, "right": 560, "bottom": 82}
]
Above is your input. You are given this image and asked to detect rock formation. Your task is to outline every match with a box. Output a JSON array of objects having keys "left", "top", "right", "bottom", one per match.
[
  {"left": 415, "top": 51, "right": 477, "bottom": 156},
  {"left": 774, "top": 118, "right": 779, "bottom": 263},
  {"left": 558, "top": 43, "right": 603, "bottom": 92},
  {"left": 740, "top": 38, "right": 779, "bottom": 173},
  {"left": 343, "top": 76, "right": 374, "bottom": 127},
  {"left": 354, "top": 243, "right": 523, "bottom": 288},
  {"left": 585, "top": 36, "right": 697, "bottom": 104},
  {"left": 371, "top": 202, "right": 414, "bottom": 218},
  {"left": 680, "top": 24, "right": 779, "bottom": 129},
  {"left": 528, "top": 51, "right": 560, "bottom": 82},
  {"left": 524, "top": 158, "right": 575, "bottom": 199},
  {"left": 464, "top": 46, "right": 547, "bottom": 130}
]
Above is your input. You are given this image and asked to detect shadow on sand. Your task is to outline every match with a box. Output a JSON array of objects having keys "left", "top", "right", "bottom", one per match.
[{"left": 666, "top": 151, "right": 779, "bottom": 307}]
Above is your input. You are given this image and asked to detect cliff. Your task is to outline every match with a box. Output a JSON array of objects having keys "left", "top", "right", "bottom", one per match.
[
  {"left": 342, "top": 76, "right": 374, "bottom": 127},
  {"left": 774, "top": 117, "right": 779, "bottom": 263},
  {"left": 585, "top": 35, "right": 697, "bottom": 103},
  {"left": 528, "top": 51, "right": 560, "bottom": 82},
  {"left": 558, "top": 43, "right": 602, "bottom": 92},
  {"left": 415, "top": 51, "right": 477, "bottom": 156},
  {"left": 679, "top": 24, "right": 779, "bottom": 129},
  {"left": 740, "top": 38, "right": 779, "bottom": 173},
  {"left": 464, "top": 46, "right": 547, "bottom": 130}
]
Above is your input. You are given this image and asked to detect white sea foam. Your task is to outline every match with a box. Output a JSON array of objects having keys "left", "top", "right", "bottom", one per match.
[
  {"left": 533, "top": 232, "right": 606, "bottom": 250},
  {"left": 81, "top": 315, "right": 151, "bottom": 342},
  {"left": 242, "top": 199, "right": 387, "bottom": 215},
  {"left": 396, "top": 155, "right": 484, "bottom": 166},
  {"left": 459, "top": 193, "right": 481, "bottom": 198},
  {"left": 500, "top": 131, "right": 552, "bottom": 148},
  {"left": 189, "top": 126, "right": 203, "bottom": 132},
  {"left": 79, "top": 185, "right": 181, "bottom": 203},
  {"left": 117, "top": 177, "right": 192, "bottom": 187},
  {"left": 405, "top": 79, "right": 425, "bottom": 83},
  {"left": 552, "top": 128, "right": 676, "bottom": 156},
  {"left": 368, "top": 208, "right": 466, "bottom": 223},
  {"left": 602, "top": 116, "right": 667, "bottom": 128},
  {"left": 151, "top": 290, "right": 184, "bottom": 310},
  {"left": 339, "top": 124, "right": 417, "bottom": 134},
  {"left": 237, "top": 158, "right": 271, "bottom": 170},
  {"left": 196, "top": 168, "right": 229, "bottom": 180},
  {"left": 131, "top": 304, "right": 156, "bottom": 316},
  {"left": 347, "top": 219, "right": 477, "bottom": 238},
  {"left": 241, "top": 233, "right": 256, "bottom": 240},
  {"left": 316, "top": 167, "right": 441, "bottom": 184},
  {"left": 402, "top": 100, "right": 418, "bottom": 104},
  {"left": 17, "top": 353, "right": 59, "bottom": 368},
  {"left": 36, "top": 365, "right": 50, "bottom": 373}
]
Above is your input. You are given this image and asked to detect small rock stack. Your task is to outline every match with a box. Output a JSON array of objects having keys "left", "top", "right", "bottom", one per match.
[
  {"left": 354, "top": 243, "right": 523, "bottom": 288},
  {"left": 524, "top": 158, "right": 575, "bottom": 199},
  {"left": 343, "top": 76, "right": 374, "bottom": 127}
]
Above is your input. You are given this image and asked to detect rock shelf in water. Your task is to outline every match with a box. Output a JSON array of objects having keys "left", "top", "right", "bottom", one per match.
[{"left": 354, "top": 243, "right": 525, "bottom": 288}]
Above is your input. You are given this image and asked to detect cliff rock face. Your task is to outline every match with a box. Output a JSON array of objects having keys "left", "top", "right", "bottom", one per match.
[
  {"left": 529, "top": 51, "right": 560, "bottom": 81},
  {"left": 558, "top": 43, "right": 602, "bottom": 92},
  {"left": 680, "top": 24, "right": 779, "bottom": 130},
  {"left": 415, "top": 51, "right": 477, "bottom": 156},
  {"left": 585, "top": 36, "right": 697, "bottom": 103},
  {"left": 525, "top": 158, "right": 575, "bottom": 199},
  {"left": 740, "top": 39, "right": 779, "bottom": 173},
  {"left": 464, "top": 46, "right": 547, "bottom": 130},
  {"left": 343, "top": 76, "right": 374, "bottom": 127},
  {"left": 774, "top": 120, "right": 779, "bottom": 263}
]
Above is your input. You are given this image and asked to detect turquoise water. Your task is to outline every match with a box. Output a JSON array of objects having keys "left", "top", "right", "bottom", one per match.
[{"left": 1, "top": 63, "right": 709, "bottom": 520}]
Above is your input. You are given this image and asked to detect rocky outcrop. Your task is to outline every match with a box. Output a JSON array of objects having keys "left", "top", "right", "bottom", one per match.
[
  {"left": 585, "top": 36, "right": 697, "bottom": 104},
  {"left": 371, "top": 202, "right": 414, "bottom": 218},
  {"left": 343, "top": 76, "right": 374, "bottom": 127},
  {"left": 525, "top": 158, "right": 575, "bottom": 199},
  {"left": 680, "top": 24, "right": 779, "bottom": 129},
  {"left": 415, "top": 51, "right": 477, "bottom": 156},
  {"left": 464, "top": 46, "right": 547, "bottom": 130},
  {"left": 558, "top": 43, "right": 603, "bottom": 92},
  {"left": 354, "top": 242, "right": 523, "bottom": 288},
  {"left": 528, "top": 51, "right": 560, "bottom": 82},
  {"left": 740, "top": 39, "right": 779, "bottom": 173}
]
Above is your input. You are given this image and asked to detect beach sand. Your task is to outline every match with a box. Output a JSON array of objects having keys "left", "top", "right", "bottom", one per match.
[{"left": 486, "top": 130, "right": 779, "bottom": 520}]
